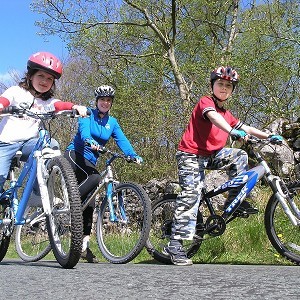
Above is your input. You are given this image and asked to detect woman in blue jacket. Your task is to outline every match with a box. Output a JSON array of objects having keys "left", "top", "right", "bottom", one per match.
[{"left": 64, "top": 85, "right": 143, "bottom": 262}]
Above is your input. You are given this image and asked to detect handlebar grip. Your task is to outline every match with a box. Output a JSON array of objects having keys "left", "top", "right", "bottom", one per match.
[
  {"left": 70, "top": 108, "right": 91, "bottom": 117},
  {"left": 84, "top": 140, "right": 107, "bottom": 153},
  {"left": 125, "top": 156, "right": 134, "bottom": 163},
  {"left": 0, "top": 106, "right": 20, "bottom": 114},
  {"left": 271, "top": 139, "right": 283, "bottom": 145},
  {"left": 70, "top": 109, "right": 79, "bottom": 118}
]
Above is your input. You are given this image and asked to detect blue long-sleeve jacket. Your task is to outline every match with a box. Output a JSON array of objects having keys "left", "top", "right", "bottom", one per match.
[{"left": 66, "top": 108, "right": 137, "bottom": 165}]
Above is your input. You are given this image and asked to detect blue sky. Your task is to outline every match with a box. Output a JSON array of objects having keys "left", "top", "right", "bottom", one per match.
[{"left": 0, "top": 1, "right": 68, "bottom": 83}]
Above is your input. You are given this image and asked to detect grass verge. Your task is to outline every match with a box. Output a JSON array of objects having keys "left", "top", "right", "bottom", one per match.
[{"left": 4, "top": 187, "right": 296, "bottom": 266}]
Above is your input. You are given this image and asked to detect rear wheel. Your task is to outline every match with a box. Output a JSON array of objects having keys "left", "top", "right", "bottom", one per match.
[
  {"left": 96, "top": 182, "right": 151, "bottom": 263},
  {"left": 46, "top": 156, "right": 83, "bottom": 269},
  {"left": 265, "top": 181, "right": 300, "bottom": 265},
  {"left": 145, "top": 194, "right": 204, "bottom": 264},
  {"left": 15, "top": 206, "right": 51, "bottom": 262}
]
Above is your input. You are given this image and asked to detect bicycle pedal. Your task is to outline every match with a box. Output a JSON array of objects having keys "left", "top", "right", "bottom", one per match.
[
  {"left": 193, "top": 234, "right": 204, "bottom": 241},
  {"left": 233, "top": 211, "right": 249, "bottom": 218}
]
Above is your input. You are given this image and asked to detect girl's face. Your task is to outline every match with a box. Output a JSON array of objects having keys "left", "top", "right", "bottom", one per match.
[
  {"left": 212, "top": 78, "right": 234, "bottom": 101},
  {"left": 97, "top": 97, "right": 113, "bottom": 114},
  {"left": 30, "top": 70, "right": 55, "bottom": 94}
]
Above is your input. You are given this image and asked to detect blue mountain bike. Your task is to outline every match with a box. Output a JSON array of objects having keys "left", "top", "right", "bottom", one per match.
[
  {"left": 146, "top": 136, "right": 300, "bottom": 265},
  {"left": 0, "top": 106, "right": 83, "bottom": 268},
  {"left": 79, "top": 145, "right": 152, "bottom": 263}
]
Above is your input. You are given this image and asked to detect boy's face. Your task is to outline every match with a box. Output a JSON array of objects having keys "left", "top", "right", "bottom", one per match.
[{"left": 212, "top": 79, "right": 234, "bottom": 101}]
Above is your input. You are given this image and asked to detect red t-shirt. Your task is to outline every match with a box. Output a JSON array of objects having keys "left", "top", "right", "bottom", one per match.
[{"left": 178, "top": 96, "right": 241, "bottom": 156}]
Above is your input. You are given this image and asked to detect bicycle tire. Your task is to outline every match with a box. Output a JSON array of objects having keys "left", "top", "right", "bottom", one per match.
[
  {"left": 45, "top": 156, "right": 83, "bottom": 269},
  {"left": 0, "top": 205, "right": 11, "bottom": 261},
  {"left": 15, "top": 206, "right": 51, "bottom": 262},
  {"left": 264, "top": 180, "right": 300, "bottom": 265},
  {"left": 145, "top": 194, "right": 204, "bottom": 264},
  {"left": 96, "top": 182, "right": 151, "bottom": 263}
]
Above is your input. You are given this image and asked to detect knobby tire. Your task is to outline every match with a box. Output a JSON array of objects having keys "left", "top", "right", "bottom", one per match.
[
  {"left": 96, "top": 182, "right": 151, "bottom": 263},
  {"left": 145, "top": 194, "right": 204, "bottom": 264},
  {"left": 265, "top": 180, "right": 300, "bottom": 265},
  {"left": 46, "top": 156, "right": 83, "bottom": 269}
]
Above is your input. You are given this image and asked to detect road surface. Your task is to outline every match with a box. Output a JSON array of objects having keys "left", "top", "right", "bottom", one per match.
[{"left": 0, "top": 259, "right": 298, "bottom": 299}]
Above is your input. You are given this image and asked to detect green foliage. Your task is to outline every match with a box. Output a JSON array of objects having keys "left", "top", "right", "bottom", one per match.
[
  {"left": 29, "top": 0, "right": 300, "bottom": 182},
  {"left": 5, "top": 188, "right": 294, "bottom": 265}
]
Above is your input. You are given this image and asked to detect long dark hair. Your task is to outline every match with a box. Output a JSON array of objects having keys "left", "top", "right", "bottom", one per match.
[{"left": 19, "top": 68, "right": 56, "bottom": 100}]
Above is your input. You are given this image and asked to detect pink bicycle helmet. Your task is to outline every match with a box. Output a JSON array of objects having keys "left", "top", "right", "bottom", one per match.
[
  {"left": 210, "top": 66, "right": 239, "bottom": 85},
  {"left": 27, "top": 51, "right": 63, "bottom": 79}
]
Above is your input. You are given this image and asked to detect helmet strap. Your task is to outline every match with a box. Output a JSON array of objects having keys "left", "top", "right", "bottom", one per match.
[
  {"left": 212, "top": 94, "right": 227, "bottom": 102},
  {"left": 212, "top": 95, "right": 227, "bottom": 109}
]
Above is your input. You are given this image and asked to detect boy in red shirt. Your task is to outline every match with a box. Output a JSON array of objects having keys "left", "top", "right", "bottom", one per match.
[{"left": 164, "top": 66, "right": 283, "bottom": 266}]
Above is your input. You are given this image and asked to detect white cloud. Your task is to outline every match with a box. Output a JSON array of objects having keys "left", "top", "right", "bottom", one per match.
[
  {"left": 0, "top": 72, "right": 13, "bottom": 83},
  {"left": 0, "top": 70, "right": 21, "bottom": 89}
]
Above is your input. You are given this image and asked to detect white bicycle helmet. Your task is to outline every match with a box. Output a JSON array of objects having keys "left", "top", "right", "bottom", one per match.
[{"left": 94, "top": 85, "right": 115, "bottom": 100}]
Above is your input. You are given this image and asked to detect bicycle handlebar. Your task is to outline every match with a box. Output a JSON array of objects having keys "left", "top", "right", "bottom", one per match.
[
  {"left": 246, "top": 135, "right": 283, "bottom": 146},
  {"left": 84, "top": 141, "right": 139, "bottom": 164},
  {"left": 0, "top": 107, "right": 90, "bottom": 119}
]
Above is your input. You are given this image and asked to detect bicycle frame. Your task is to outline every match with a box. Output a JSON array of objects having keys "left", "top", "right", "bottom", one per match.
[
  {"left": 204, "top": 165, "right": 265, "bottom": 217},
  {"left": 0, "top": 128, "right": 61, "bottom": 227},
  {"left": 202, "top": 140, "right": 300, "bottom": 227},
  {"left": 81, "top": 151, "right": 128, "bottom": 223}
]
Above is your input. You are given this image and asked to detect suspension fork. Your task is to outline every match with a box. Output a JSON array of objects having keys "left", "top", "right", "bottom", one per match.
[
  {"left": 106, "top": 181, "right": 117, "bottom": 222},
  {"left": 268, "top": 175, "right": 300, "bottom": 226},
  {"left": 35, "top": 148, "right": 61, "bottom": 215},
  {"left": 106, "top": 180, "right": 127, "bottom": 223},
  {"left": 105, "top": 165, "right": 119, "bottom": 222}
]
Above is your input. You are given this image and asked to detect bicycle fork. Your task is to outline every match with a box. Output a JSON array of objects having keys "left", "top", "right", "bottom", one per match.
[
  {"left": 106, "top": 167, "right": 127, "bottom": 223},
  {"left": 35, "top": 148, "right": 61, "bottom": 215},
  {"left": 267, "top": 174, "right": 300, "bottom": 226}
]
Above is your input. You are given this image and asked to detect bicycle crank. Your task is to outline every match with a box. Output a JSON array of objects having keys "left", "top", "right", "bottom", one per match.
[{"left": 205, "top": 215, "right": 226, "bottom": 237}]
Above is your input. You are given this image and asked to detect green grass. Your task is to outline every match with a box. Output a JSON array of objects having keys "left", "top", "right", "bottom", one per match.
[{"left": 3, "top": 187, "right": 296, "bottom": 266}]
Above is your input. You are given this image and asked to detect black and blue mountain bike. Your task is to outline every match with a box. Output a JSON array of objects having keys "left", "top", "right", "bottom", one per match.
[{"left": 146, "top": 136, "right": 300, "bottom": 265}]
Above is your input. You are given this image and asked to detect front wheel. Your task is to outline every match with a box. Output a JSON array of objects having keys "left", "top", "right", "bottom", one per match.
[
  {"left": 96, "top": 182, "right": 151, "bottom": 263},
  {"left": 15, "top": 206, "right": 51, "bottom": 262},
  {"left": 265, "top": 181, "right": 300, "bottom": 265},
  {"left": 46, "top": 156, "right": 83, "bottom": 269},
  {"left": 145, "top": 194, "right": 204, "bottom": 264}
]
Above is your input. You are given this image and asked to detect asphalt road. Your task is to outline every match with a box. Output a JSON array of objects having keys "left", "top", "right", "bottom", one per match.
[{"left": 0, "top": 259, "right": 299, "bottom": 300}]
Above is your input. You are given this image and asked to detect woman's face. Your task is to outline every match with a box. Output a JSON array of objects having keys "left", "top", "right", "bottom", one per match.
[
  {"left": 212, "top": 78, "right": 234, "bottom": 101},
  {"left": 97, "top": 97, "right": 113, "bottom": 114},
  {"left": 30, "top": 70, "right": 55, "bottom": 94}
]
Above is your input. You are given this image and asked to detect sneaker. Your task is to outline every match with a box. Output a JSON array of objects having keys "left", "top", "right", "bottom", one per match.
[
  {"left": 163, "top": 241, "right": 193, "bottom": 266},
  {"left": 237, "top": 200, "right": 259, "bottom": 214},
  {"left": 224, "top": 200, "right": 259, "bottom": 215},
  {"left": 80, "top": 248, "right": 99, "bottom": 263}
]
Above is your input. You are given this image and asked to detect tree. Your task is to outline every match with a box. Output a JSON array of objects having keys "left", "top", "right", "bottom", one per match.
[{"left": 31, "top": 0, "right": 300, "bottom": 182}]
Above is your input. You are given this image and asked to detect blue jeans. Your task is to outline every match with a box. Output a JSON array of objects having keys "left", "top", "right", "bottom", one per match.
[{"left": 0, "top": 138, "right": 59, "bottom": 193}]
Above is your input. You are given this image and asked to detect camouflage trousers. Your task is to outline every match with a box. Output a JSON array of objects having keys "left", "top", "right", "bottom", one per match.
[{"left": 171, "top": 147, "right": 248, "bottom": 240}]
